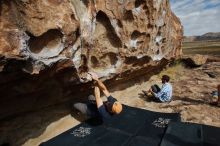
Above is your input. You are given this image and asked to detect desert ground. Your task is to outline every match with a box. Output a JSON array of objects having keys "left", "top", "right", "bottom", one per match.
[{"left": 1, "top": 42, "right": 220, "bottom": 146}]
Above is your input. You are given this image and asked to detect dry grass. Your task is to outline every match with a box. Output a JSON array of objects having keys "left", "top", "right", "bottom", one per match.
[{"left": 183, "top": 41, "right": 220, "bottom": 56}]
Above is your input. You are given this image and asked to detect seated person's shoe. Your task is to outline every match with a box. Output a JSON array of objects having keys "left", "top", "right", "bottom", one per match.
[
  {"left": 210, "top": 101, "right": 220, "bottom": 107},
  {"left": 142, "top": 90, "right": 152, "bottom": 97}
]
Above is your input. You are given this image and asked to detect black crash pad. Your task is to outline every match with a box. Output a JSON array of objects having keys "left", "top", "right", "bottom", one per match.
[
  {"left": 160, "top": 122, "right": 220, "bottom": 146},
  {"left": 40, "top": 105, "right": 180, "bottom": 146}
]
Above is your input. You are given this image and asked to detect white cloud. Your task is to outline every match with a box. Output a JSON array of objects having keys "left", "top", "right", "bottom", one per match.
[{"left": 170, "top": 0, "right": 220, "bottom": 36}]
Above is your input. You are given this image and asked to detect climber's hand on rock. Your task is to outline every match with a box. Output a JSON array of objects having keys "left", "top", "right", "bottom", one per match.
[{"left": 88, "top": 72, "right": 99, "bottom": 81}]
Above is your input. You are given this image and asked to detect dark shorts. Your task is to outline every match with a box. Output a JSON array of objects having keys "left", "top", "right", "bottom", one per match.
[
  {"left": 151, "top": 84, "right": 161, "bottom": 93},
  {"left": 73, "top": 95, "right": 100, "bottom": 118},
  {"left": 73, "top": 95, "right": 115, "bottom": 119},
  {"left": 151, "top": 84, "right": 162, "bottom": 102}
]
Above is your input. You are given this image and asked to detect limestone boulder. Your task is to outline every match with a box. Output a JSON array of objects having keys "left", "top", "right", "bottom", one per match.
[
  {"left": 182, "top": 54, "right": 208, "bottom": 67},
  {"left": 0, "top": 0, "right": 183, "bottom": 79},
  {"left": 0, "top": 0, "right": 183, "bottom": 119}
]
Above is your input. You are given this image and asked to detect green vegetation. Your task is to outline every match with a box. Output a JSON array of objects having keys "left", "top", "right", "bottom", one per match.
[{"left": 182, "top": 41, "right": 220, "bottom": 56}]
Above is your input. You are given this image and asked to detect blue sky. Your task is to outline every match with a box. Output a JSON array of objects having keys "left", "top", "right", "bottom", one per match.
[{"left": 170, "top": 0, "right": 220, "bottom": 36}]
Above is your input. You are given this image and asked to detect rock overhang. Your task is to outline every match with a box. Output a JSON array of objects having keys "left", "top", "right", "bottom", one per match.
[{"left": 0, "top": 0, "right": 183, "bottom": 85}]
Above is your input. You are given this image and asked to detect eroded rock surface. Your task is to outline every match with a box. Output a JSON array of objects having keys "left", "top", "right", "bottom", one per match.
[
  {"left": 1, "top": 0, "right": 182, "bottom": 76},
  {"left": 0, "top": 0, "right": 182, "bottom": 119}
]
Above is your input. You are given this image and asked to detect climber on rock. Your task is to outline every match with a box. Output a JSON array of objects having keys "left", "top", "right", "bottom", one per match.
[
  {"left": 142, "top": 75, "right": 173, "bottom": 102},
  {"left": 73, "top": 72, "right": 123, "bottom": 122}
]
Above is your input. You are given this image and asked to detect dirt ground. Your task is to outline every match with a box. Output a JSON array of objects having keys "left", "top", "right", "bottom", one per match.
[{"left": 1, "top": 56, "right": 220, "bottom": 146}]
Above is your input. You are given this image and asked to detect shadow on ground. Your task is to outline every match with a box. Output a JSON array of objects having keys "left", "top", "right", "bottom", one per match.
[{"left": 0, "top": 98, "right": 90, "bottom": 146}]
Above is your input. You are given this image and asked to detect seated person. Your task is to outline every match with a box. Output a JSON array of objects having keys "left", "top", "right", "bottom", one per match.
[
  {"left": 143, "top": 75, "right": 172, "bottom": 102},
  {"left": 73, "top": 72, "right": 123, "bottom": 122},
  {"left": 211, "top": 84, "right": 220, "bottom": 106}
]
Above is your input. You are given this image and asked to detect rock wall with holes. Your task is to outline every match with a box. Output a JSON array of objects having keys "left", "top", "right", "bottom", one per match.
[{"left": 0, "top": 0, "right": 183, "bottom": 118}]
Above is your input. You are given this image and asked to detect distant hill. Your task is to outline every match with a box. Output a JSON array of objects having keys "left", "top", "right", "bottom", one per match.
[{"left": 184, "top": 32, "right": 220, "bottom": 42}]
